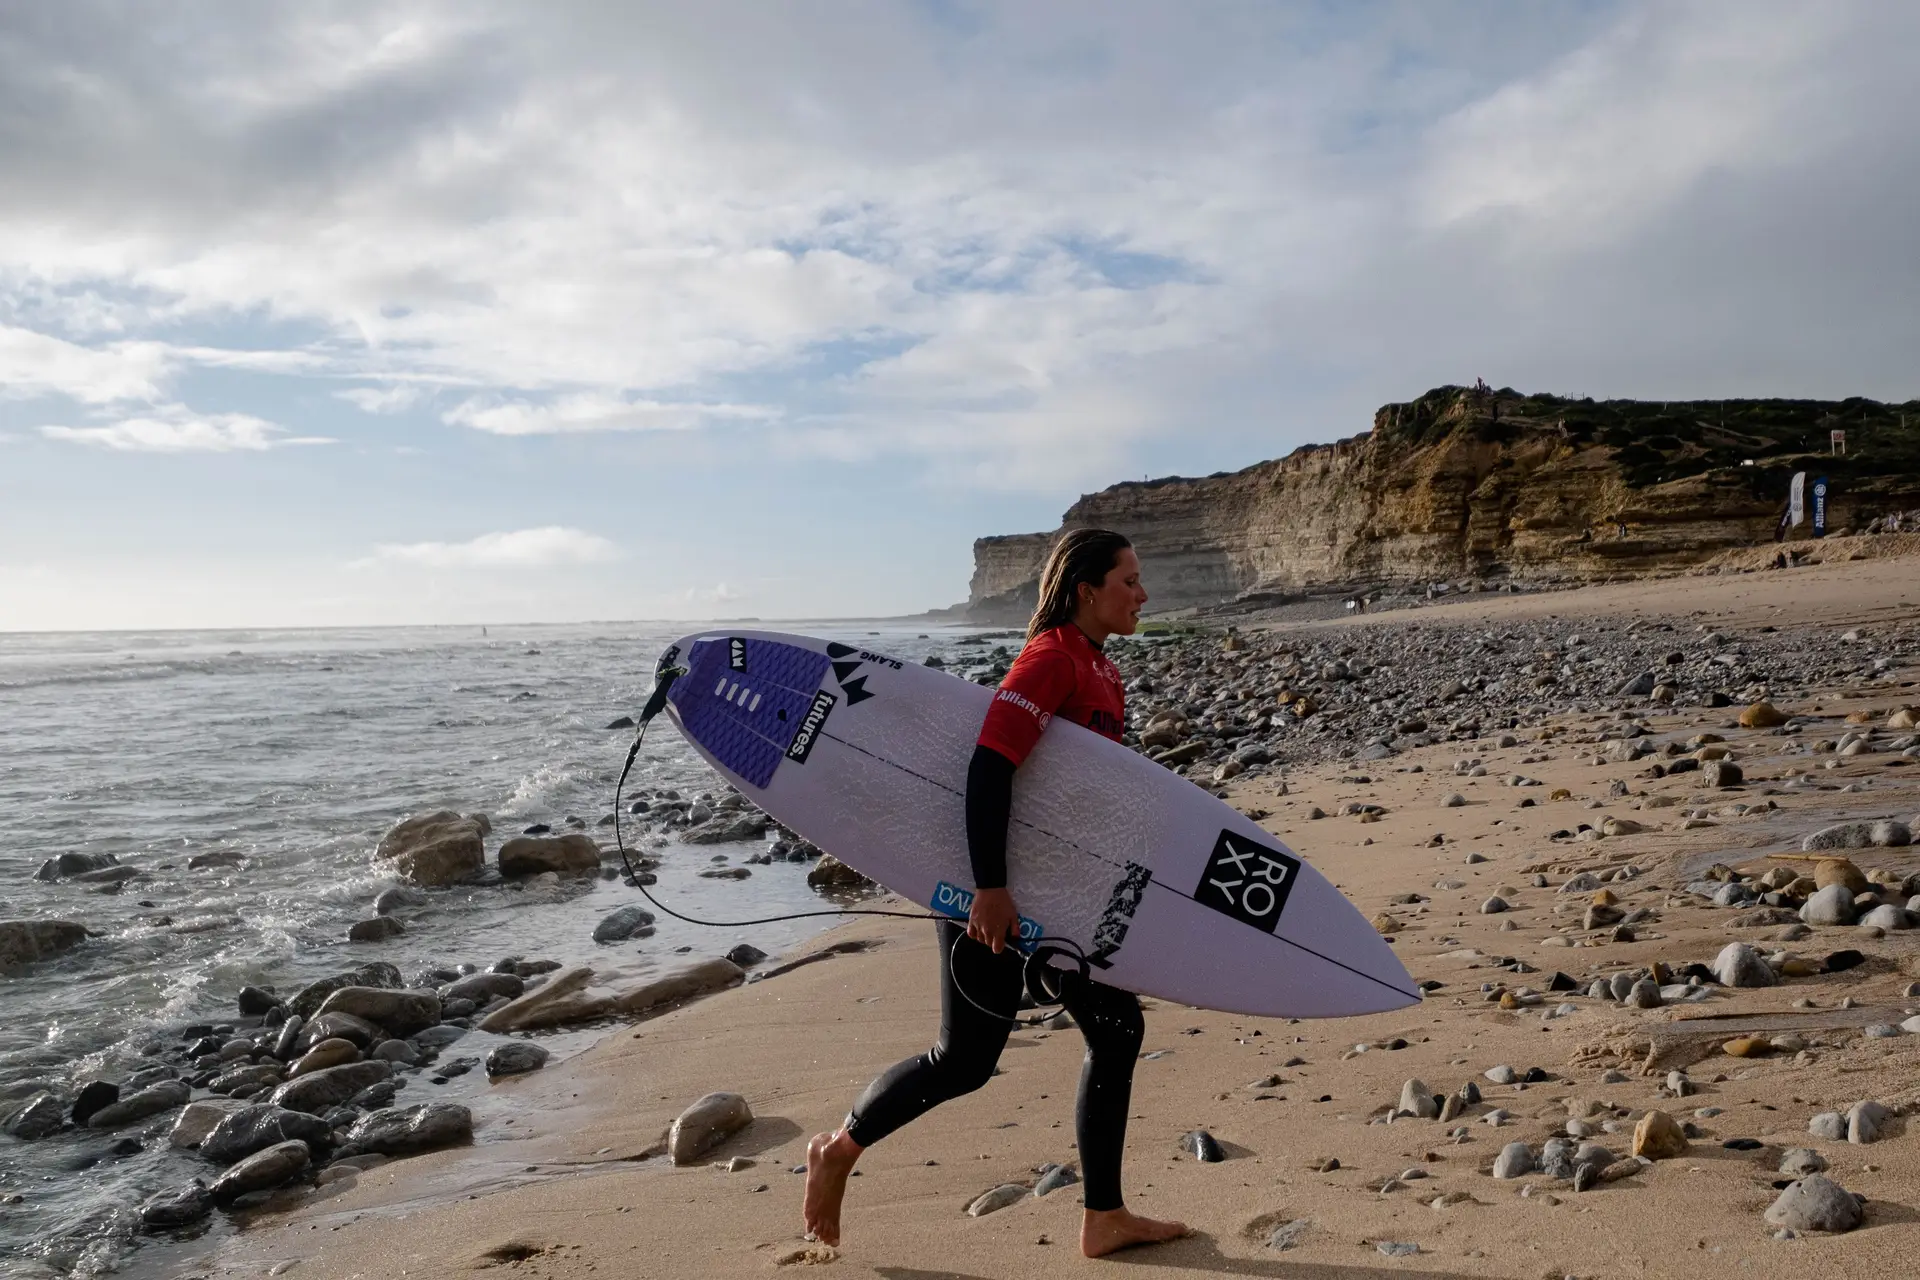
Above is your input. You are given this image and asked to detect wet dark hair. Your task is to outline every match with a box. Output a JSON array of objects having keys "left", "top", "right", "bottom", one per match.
[{"left": 1027, "top": 528, "right": 1133, "bottom": 640}]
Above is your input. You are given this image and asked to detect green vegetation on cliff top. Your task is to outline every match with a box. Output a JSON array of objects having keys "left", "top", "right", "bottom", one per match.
[{"left": 1380, "top": 385, "right": 1920, "bottom": 491}]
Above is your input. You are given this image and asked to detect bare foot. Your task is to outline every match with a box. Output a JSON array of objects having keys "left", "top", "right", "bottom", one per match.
[
  {"left": 1080, "top": 1206, "right": 1189, "bottom": 1258},
  {"left": 803, "top": 1130, "right": 862, "bottom": 1246}
]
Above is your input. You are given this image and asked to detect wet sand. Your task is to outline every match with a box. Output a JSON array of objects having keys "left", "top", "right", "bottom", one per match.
[{"left": 165, "top": 557, "right": 1920, "bottom": 1279}]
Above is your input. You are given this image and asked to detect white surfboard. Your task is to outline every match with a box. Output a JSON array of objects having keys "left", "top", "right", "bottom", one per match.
[{"left": 656, "top": 630, "right": 1420, "bottom": 1019}]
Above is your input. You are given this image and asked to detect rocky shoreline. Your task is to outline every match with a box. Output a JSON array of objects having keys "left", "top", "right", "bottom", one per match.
[{"left": 0, "top": 792, "right": 858, "bottom": 1275}]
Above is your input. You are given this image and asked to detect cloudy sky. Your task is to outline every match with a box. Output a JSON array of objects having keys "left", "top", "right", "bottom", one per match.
[{"left": 3, "top": 0, "right": 1915, "bottom": 630}]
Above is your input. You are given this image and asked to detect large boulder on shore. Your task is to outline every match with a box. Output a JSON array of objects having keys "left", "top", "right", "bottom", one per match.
[
  {"left": 497, "top": 834, "right": 601, "bottom": 878},
  {"left": 374, "top": 811, "right": 488, "bottom": 886},
  {"left": 0, "top": 920, "right": 89, "bottom": 973},
  {"left": 477, "top": 959, "right": 744, "bottom": 1033},
  {"left": 1765, "top": 1174, "right": 1864, "bottom": 1233},
  {"left": 315, "top": 986, "right": 441, "bottom": 1037},
  {"left": 336, "top": 1102, "right": 472, "bottom": 1158}
]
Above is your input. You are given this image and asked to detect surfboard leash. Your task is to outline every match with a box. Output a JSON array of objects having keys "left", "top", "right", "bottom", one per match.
[{"left": 609, "top": 665, "right": 1086, "bottom": 1026}]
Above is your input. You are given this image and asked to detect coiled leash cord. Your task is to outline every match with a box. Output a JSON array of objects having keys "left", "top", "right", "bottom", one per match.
[{"left": 610, "top": 665, "right": 1090, "bottom": 1027}]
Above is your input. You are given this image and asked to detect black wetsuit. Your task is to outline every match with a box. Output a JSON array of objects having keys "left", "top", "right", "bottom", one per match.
[{"left": 843, "top": 627, "right": 1145, "bottom": 1212}]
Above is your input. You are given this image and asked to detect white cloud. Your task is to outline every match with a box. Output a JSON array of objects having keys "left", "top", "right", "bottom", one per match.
[
  {"left": 0, "top": 325, "right": 172, "bottom": 404},
  {"left": 684, "top": 581, "right": 741, "bottom": 605},
  {"left": 443, "top": 392, "right": 776, "bottom": 435},
  {"left": 362, "top": 526, "right": 619, "bottom": 568},
  {"left": 0, "top": 0, "right": 1915, "bottom": 497},
  {"left": 39, "top": 407, "right": 335, "bottom": 452},
  {"left": 1418, "top": 2, "right": 1852, "bottom": 238},
  {"left": 339, "top": 384, "right": 427, "bottom": 414}
]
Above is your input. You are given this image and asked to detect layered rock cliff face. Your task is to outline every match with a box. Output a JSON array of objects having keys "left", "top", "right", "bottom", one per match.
[{"left": 969, "top": 386, "right": 1920, "bottom": 619}]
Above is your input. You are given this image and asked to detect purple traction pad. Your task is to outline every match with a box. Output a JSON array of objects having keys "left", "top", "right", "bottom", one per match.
[{"left": 671, "top": 636, "right": 833, "bottom": 789}]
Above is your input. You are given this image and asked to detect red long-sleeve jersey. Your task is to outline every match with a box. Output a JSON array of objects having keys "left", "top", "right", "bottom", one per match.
[{"left": 976, "top": 623, "right": 1126, "bottom": 764}]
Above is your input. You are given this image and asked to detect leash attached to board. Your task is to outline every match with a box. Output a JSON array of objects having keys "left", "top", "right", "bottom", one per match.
[{"left": 610, "top": 658, "right": 1090, "bottom": 1024}]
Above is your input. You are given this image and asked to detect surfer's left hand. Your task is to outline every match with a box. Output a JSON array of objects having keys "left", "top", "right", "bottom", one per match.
[{"left": 967, "top": 887, "right": 1020, "bottom": 954}]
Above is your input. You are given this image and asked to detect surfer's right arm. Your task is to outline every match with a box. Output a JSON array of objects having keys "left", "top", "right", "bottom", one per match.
[
  {"left": 966, "top": 640, "right": 1077, "bottom": 950},
  {"left": 964, "top": 745, "right": 1020, "bottom": 951}
]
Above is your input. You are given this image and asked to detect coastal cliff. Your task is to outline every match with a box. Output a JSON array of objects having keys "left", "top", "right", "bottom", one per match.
[{"left": 968, "top": 386, "right": 1920, "bottom": 618}]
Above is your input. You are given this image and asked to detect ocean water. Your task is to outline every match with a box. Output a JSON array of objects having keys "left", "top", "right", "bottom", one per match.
[{"left": 0, "top": 620, "right": 993, "bottom": 1277}]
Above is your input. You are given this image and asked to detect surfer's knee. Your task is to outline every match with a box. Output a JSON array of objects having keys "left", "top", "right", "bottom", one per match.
[
  {"left": 943, "top": 1056, "right": 1000, "bottom": 1097},
  {"left": 1079, "top": 1000, "right": 1144, "bottom": 1060}
]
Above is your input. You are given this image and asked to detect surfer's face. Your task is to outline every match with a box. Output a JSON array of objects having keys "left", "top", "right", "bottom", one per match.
[{"left": 1077, "top": 547, "right": 1148, "bottom": 639}]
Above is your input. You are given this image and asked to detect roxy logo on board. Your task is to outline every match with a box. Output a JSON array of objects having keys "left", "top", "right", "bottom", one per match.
[{"left": 1193, "top": 830, "right": 1301, "bottom": 932}]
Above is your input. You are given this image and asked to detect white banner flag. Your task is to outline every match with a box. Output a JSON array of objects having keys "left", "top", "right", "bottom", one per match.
[{"left": 1789, "top": 471, "right": 1806, "bottom": 527}]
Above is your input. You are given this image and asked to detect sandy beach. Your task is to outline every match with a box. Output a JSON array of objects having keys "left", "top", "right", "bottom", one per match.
[{"left": 161, "top": 556, "right": 1920, "bottom": 1280}]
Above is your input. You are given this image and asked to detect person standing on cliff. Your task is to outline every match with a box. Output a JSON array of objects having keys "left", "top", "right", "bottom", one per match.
[{"left": 803, "top": 529, "right": 1188, "bottom": 1260}]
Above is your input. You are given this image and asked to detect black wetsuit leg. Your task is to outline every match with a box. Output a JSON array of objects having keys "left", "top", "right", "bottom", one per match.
[
  {"left": 843, "top": 921, "right": 1146, "bottom": 1214},
  {"left": 1055, "top": 972, "right": 1144, "bottom": 1212},
  {"left": 843, "top": 920, "right": 1022, "bottom": 1146}
]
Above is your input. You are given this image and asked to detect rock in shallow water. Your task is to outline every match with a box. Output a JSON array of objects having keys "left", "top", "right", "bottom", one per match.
[
  {"left": 87, "top": 1079, "right": 190, "bottom": 1129},
  {"left": 287, "top": 964, "right": 402, "bottom": 1019},
  {"left": 200, "top": 1104, "right": 333, "bottom": 1164},
  {"left": 338, "top": 1102, "right": 473, "bottom": 1157},
  {"left": 498, "top": 834, "right": 601, "bottom": 879},
  {"left": 668, "top": 1092, "right": 753, "bottom": 1165},
  {"left": 591, "top": 906, "right": 656, "bottom": 944},
  {"left": 267, "top": 1060, "right": 392, "bottom": 1114},
  {"left": 33, "top": 852, "right": 120, "bottom": 881},
  {"left": 0, "top": 920, "right": 90, "bottom": 972},
  {"left": 374, "top": 810, "right": 486, "bottom": 887},
  {"left": 441, "top": 971, "right": 524, "bottom": 1003},
  {"left": 3, "top": 1091, "right": 66, "bottom": 1140},
  {"left": 209, "top": 1139, "right": 310, "bottom": 1203},
  {"left": 315, "top": 986, "right": 441, "bottom": 1036},
  {"left": 169, "top": 1099, "right": 244, "bottom": 1149},
  {"left": 140, "top": 1181, "right": 214, "bottom": 1229},
  {"left": 288, "top": 1038, "right": 361, "bottom": 1078},
  {"left": 485, "top": 1041, "right": 550, "bottom": 1079}
]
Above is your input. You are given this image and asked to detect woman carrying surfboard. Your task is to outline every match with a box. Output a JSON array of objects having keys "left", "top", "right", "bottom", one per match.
[{"left": 805, "top": 529, "right": 1188, "bottom": 1258}]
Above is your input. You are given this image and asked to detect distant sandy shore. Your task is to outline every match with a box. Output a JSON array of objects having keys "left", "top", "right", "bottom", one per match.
[{"left": 165, "top": 555, "right": 1920, "bottom": 1280}]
